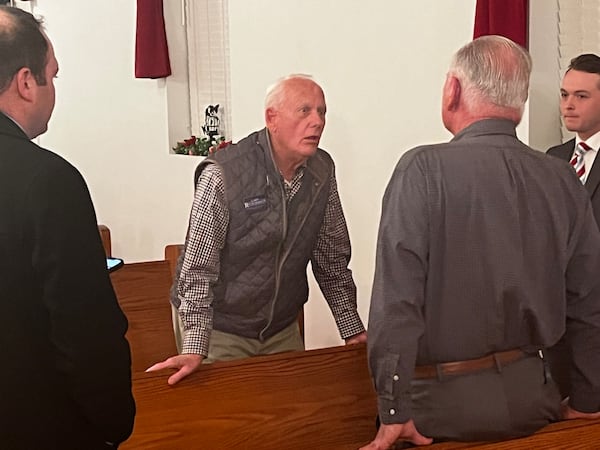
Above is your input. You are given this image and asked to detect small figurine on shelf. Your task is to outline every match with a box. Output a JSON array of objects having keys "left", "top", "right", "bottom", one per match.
[
  {"left": 172, "top": 104, "right": 231, "bottom": 156},
  {"left": 202, "top": 104, "right": 221, "bottom": 144}
]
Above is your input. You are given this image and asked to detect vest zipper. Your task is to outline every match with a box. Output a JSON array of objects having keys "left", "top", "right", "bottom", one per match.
[{"left": 259, "top": 176, "right": 288, "bottom": 341}]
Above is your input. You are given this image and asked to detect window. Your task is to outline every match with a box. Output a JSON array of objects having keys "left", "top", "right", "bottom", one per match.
[
  {"left": 165, "top": 0, "right": 231, "bottom": 152},
  {"left": 557, "top": 0, "right": 600, "bottom": 141}
]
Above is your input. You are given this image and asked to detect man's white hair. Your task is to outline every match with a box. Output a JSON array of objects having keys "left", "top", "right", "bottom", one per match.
[
  {"left": 264, "top": 74, "right": 319, "bottom": 110},
  {"left": 449, "top": 35, "right": 532, "bottom": 111}
]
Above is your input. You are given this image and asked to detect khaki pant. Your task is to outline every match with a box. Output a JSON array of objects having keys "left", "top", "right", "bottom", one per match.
[
  {"left": 171, "top": 304, "right": 185, "bottom": 354},
  {"left": 172, "top": 304, "right": 304, "bottom": 363}
]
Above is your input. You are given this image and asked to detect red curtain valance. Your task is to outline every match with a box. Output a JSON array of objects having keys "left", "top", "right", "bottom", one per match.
[
  {"left": 135, "top": 0, "right": 171, "bottom": 79},
  {"left": 473, "top": 0, "right": 529, "bottom": 49}
]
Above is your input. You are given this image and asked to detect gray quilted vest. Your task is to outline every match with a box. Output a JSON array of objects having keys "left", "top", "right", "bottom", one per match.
[{"left": 194, "top": 128, "right": 332, "bottom": 340}]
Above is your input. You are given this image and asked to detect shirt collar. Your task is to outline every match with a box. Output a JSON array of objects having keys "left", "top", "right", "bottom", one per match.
[
  {"left": 265, "top": 128, "right": 308, "bottom": 179},
  {"left": 576, "top": 131, "right": 600, "bottom": 153},
  {"left": 0, "top": 110, "right": 28, "bottom": 136}
]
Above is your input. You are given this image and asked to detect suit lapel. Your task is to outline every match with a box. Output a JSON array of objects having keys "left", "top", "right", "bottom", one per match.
[
  {"left": 554, "top": 140, "right": 575, "bottom": 161},
  {"left": 585, "top": 151, "right": 600, "bottom": 197},
  {"left": 548, "top": 139, "right": 600, "bottom": 198}
]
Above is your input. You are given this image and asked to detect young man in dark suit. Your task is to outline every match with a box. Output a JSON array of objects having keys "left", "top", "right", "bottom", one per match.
[
  {"left": 0, "top": 7, "right": 135, "bottom": 449},
  {"left": 547, "top": 54, "right": 600, "bottom": 226},
  {"left": 545, "top": 53, "right": 600, "bottom": 412}
]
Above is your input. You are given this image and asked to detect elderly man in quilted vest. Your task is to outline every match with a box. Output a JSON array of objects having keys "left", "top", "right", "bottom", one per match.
[{"left": 149, "top": 74, "right": 367, "bottom": 384}]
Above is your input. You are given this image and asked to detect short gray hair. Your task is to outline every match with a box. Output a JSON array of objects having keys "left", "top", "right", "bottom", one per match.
[
  {"left": 264, "top": 74, "right": 317, "bottom": 110},
  {"left": 449, "top": 35, "right": 532, "bottom": 110}
]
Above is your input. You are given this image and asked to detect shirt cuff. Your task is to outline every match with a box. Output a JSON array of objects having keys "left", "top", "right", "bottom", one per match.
[
  {"left": 377, "top": 394, "right": 412, "bottom": 425},
  {"left": 570, "top": 389, "right": 600, "bottom": 414},
  {"left": 335, "top": 309, "right": 366, "bottom": 340},
  {"left": 181, "top": 327, "right": 210, "bottom": 357}
]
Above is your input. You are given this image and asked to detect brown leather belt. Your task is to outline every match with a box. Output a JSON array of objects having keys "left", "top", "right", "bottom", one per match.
[{"left": 414, "top": 349, "right": 529, "bottom": 380}]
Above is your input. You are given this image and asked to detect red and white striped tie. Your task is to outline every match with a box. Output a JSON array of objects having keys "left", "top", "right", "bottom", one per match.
[{"left": 570, "top": 141, "right": 591, "bottom": 183}]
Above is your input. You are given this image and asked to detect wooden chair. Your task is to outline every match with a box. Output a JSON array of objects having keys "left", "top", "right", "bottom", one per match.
[
  {"left": 110, "top": 261, "right": 176, "bottom": 375},
  {"left": 164, "top": 244, "right": 183, "bottom": 280},
  {"left": 122, "top": 340, "right": 600, "bottom": 449},
  {"left": 98, "top": 224, "right": 111, "bottom": 257},
  {"left": 122, "top": 344, "right": 377, "bottom": 450}
]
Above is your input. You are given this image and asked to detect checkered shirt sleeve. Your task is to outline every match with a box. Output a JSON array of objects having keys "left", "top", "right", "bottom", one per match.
[
  {"left": 177, "top": 163, "right": 228, "bottom": 356},
  {"left": 310, "top": 169, "right": 365, "bottom": 339}
]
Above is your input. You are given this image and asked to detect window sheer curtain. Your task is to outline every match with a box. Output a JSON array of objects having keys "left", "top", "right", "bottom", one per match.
[{"left": 184, "top": 0, "right": 232, "bottom": 139}]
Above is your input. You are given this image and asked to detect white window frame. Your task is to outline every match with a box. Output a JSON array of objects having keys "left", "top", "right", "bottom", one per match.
[{"left": 165, "top": 0, "right": 232, "bottom": 153}]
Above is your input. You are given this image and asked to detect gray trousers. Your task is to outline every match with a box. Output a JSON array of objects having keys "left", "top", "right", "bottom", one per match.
[{"left": 410, "top": 354, "right": 561, "bottom": 442}]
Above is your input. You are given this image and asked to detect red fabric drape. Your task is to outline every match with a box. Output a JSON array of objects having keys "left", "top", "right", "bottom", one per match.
[
  {"left": 135, "top": 0, "right": 171, "bottom": 79},
  {"left": 473, "top": 0, "right": 529, "bottom": 49}
]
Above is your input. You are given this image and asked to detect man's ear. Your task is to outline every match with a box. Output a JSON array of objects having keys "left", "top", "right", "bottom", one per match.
[
  {"left": 265, "top": 107, "right": 277, "bottom": 131},
  {"left": 445, "top": 75, "right": 461, "bottom": 111},
  {"left": 448, "top": 75, "right": 462, "bottom": 111},
  {"left": 14, "top": 67, "right": 36, "bottom": 102}
]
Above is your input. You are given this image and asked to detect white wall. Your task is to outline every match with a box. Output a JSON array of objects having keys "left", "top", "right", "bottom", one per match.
[
  {"left": 35, "top": 1, "right": 198, "bottom": 264},
  {"left": 29, "top": 0, "right": 558, "bottom": 350}
]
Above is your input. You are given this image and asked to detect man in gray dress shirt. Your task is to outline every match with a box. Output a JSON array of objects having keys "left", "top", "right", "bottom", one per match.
[{"left": 362, "top": 36, "right": 600, "bottom": 449}]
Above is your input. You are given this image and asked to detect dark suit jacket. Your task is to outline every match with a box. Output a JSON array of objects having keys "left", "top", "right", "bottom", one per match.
[
  {"left": 0, "top": 113, "right": 135, "bottom": 449},
  {"left": 546, "top": 139, "right": 600, "bottom": 400},
  {"left": 547, "top": 139, "right": 600, "bottom": 227}
]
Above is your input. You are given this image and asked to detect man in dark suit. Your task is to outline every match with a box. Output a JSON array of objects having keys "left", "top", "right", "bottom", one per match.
[
  {"left": 0, "top": 7, "right": 135, "bottom": 449},
  {"left": 546, "top": 54, "right": 600, "bottom": 402},
  {"left": 547, "top": 54, "right": 600, "bottom": 226}
]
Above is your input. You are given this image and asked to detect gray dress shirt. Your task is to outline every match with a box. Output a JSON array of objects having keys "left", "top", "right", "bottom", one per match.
[{"left": 369, "top": 118, "right": 600, "bottom": 424}]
